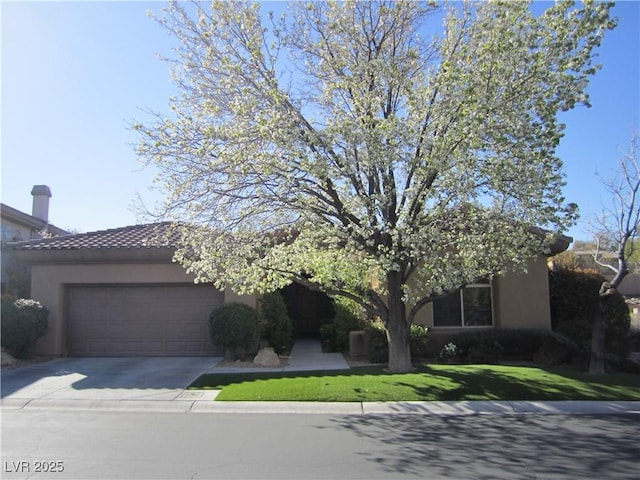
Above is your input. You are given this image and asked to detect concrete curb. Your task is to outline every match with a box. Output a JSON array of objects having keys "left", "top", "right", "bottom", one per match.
[{"left": 3, "top": 397, "right": 639, "bottom": 415}]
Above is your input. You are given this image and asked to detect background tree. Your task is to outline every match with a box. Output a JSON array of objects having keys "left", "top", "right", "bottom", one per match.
[
  {"left": 135, "top": 1, "right": 615, "bottom": 372},
  {"left": 588, "top": 132, "right": 640, "bottom": 373}
]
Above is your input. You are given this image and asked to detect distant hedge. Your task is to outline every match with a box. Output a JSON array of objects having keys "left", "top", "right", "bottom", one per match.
[{"left": 548, "top": 268, "right": 630, "bottom": 366}]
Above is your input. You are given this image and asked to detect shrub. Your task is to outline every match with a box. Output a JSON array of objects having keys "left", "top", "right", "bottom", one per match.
[
  {"left": 260, "top": 292, "right": 292, "bottom": 354},
  {"left": 548, "top": 267, "right": 631, "bottom": 364},
  {"left": 209, "top": 303, "right": 260, "bottom": 361},
  {"left": 333, "top": 301, "right": 367, "bottom": 352},
  {"left": 1, "top": 296, "right": 49, "bottom": 358},
  {"left": 447, "top": 329, "right": 548, "bottom": 363},
  {"left": 438, "top": 342, "right": 460, "bottom": 363},
  {"left": 364, "top": 320, "right": 388, "bottom": 363},
  {"left": 468, "top": 338, "right": 504, "bottom": 364},
  {"left": 320, "top": 298, "right": 368, "bottom": 353},
  {"left": 364, "top": 321, "right": 431, "bottom": 363},
  {"left": 409, "top": 324, "right": 431, "bottom": 359},
  {"left": 533, "top": 335, "right": 572, "bottom": 365},
  {"left": 627, "top": 328, "right": 640, "bottom": 352},
  {"left": 319, "top": 323, "right": 337, "bottom": 352}
]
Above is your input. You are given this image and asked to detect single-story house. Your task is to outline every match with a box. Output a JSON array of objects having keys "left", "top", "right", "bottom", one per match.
[{"left": 9, "top": 222, "right": 571, "bottom": 357}]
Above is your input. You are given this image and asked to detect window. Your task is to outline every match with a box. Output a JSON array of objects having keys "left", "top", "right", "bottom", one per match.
[{"left": 433, "top": 282, "right": 493, "bottom": 327}]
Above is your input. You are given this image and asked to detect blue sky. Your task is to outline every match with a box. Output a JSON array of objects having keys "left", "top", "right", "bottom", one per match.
[{"left": 1, "top": 1, "right": 638, "bottom": 241}]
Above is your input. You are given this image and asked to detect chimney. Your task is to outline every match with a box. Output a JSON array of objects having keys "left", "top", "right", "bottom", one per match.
[{"left": 31, "top": 185, "right": 52, "bottom": 222}]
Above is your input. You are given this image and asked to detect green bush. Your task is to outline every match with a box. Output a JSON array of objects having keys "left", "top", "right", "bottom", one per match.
[
  {"left": 627, "top": 328, "right": 640, "bottom": 352},
  {"left": 1, "top": 296, "right": 49, "bottom": 359},
  {"left": 438, "top": 342, "right": 460, "bottom": 363},
  {"left": 364, "top": 320, "right": 388, "bottom": 363},
  {"left": 446, "top": 329, "right": 549, "bottom": 363},
  {"left": 333, "top": 302, "right": 367, "bottom": 352},
  {"left": 260, "top": 292, "right": 292, "bottom": 354},
  {"left": 409, "top": 324, "right": 431, "bottom": 359},
  {"left": 209, "top": 303, "right": 260, "bottom": 361},
  {"left": 468, "top": 338, "right": 504, "bottom": 364},
  {"left": 549, "top": 268, "right": 631, "bottom": 364},
  {"left": 319, "top": 323, "right": 337, "bottom": 352},
  {"left": 319, "top": 298, "right": 368, "bottom": 353},
  {"left": 363, "top": 321, "right": 431, "bottom": 363},
  {"left": 533, "top": 335, "right": 572, "bottom": 365}
]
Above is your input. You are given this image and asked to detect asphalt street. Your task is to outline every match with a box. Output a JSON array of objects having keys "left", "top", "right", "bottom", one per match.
[{"left": 2, "top": 409, "right": 639, "bottom": 480}]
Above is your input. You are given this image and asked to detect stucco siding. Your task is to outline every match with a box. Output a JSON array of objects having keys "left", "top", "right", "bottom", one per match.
[
  {"left": 493, "top": 256, "right": 551, "bottom": 331},
  {"left": 411, "top": 255, "right": 552, "bottom": 354},
  {"left": 29, "top": 262, "right": 257, "bottom": 356}
]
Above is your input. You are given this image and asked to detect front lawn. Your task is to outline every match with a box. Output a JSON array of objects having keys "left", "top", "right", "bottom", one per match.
[{"left": 188, "top": 364, "right": 640, "bottom": 402}]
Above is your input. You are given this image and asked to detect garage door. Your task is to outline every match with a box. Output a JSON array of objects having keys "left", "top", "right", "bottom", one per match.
[{"left": 66, "top": 285, "right": 224, "bottom": 356}]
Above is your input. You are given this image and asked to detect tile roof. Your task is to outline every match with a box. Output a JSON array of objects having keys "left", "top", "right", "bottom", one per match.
[{"left": 8, "top": 222, "right": 183, "bottom": 251}]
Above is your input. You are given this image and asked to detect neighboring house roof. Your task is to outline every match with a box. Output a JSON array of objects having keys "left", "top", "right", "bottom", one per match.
[
  {"left": 1, "top": 203, "right": 70, "bottom": 239},
  {"left": 9, "top": 222, "right": 182, "bottom": 264}
]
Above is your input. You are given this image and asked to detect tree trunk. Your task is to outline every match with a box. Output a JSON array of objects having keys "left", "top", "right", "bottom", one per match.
[
  {"left": 589, "top": 301, "right": 606, "bottom": 374},
  {"left": 386, "top": 271, "right": 413, "bottom": 373},
  {"left": 589, "top": 270, "right": 627, "bottom": 374}
]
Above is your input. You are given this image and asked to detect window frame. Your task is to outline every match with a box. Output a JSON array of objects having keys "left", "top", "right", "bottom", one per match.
[{"left": 432, "top": 281, "right": 494, "bottom": 329}]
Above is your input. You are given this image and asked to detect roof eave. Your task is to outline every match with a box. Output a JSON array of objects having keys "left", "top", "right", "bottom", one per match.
[
  {"left": 544, "top": 234, "right": 573, "bottom": 257},
  {"left": 11, "top": 247, "right": 177, "bottom": 265}
]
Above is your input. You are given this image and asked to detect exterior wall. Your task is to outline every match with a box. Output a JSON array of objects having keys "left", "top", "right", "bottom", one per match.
[
  {"left": 412, "top": 255, "right": 552, "bottom": 354},
  {"left": 1, "top": 204, "right": 70, "bottom": 295},
  {"left": 2, "top": 218, "right": 38, "bottom": 241},
  {"left": 610, "top": 273, "right": 640, "bottom": 296},
  {"left": 28, "top": 252, "right": 552, "bottom": 357},
  {"left": 29, "top": 262, "right": 257, "bottom": 356},
  {"left": 1, "top": 219, "right": 39, "bottom": 294},
  {"left": 493, "top": 255, "right": 551, "bottom": 331}
]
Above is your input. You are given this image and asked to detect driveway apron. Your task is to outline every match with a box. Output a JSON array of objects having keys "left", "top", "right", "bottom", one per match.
[{"left": 0, "top": 357, "right": 222, "bottom": 402}]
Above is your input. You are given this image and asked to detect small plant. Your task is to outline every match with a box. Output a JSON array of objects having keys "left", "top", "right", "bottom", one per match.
[
  {"left": 260, "top": 291, "right": 292, "bottom": 354},
  {"left": 320, "top": 298, "right": 368, "bottom": 353},
  {"left": 209, "top": 303, "right": 260, "bottom": 361},
  {"left": 319, "top": 323, "right": 337, "bottom": 352},
  {"left": 1, "top": 296, "right": 49, "bottom": 358},
  {"left": 333, "top": 301, "right": 367, "bottom": 351},
  {"left": 409, "top": 324, "right": 431, "bottom": 358},
  {"left": 438, "top": 342, "right": 460, "bottom": 363},
  {"left": 364, "top": 320, "right": 388, "bottom": 363}
]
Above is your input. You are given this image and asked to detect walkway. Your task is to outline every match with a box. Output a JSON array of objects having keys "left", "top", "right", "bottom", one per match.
[{"left": 209, "top": 338, "right": 350, "bottom": 373}]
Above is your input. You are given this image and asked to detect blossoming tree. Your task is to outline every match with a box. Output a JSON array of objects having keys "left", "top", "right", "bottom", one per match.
[{"left": 135, "top": 1, "right": 615, "bottom": 372}]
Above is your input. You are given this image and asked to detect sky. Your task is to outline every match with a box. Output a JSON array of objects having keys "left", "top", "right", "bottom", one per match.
[{"left": 1, "top": 1, "right": 639, "bottom": 241}]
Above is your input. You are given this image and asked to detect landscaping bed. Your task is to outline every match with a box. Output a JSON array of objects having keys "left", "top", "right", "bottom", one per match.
[{"left": 188, "top": 364, "right": 640, "bottom": 402}]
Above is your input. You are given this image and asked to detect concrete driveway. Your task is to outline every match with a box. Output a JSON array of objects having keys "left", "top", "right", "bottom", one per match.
[{"left": 0, "top": 357, "right": 222, "bottom": 402}]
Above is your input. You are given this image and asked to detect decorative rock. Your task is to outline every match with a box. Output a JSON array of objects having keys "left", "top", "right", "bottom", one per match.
[{"left": 253, "top": 347, "right": 280, "bottom": 367}]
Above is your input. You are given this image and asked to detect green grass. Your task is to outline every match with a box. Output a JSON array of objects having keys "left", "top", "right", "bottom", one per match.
[{"left": 188, "top": 364, "right": 640, "bottom": 402}]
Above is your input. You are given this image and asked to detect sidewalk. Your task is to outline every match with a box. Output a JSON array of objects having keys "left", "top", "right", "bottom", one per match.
[{"left": 3, "top": 396, "right": 639, "bottom": 416}]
